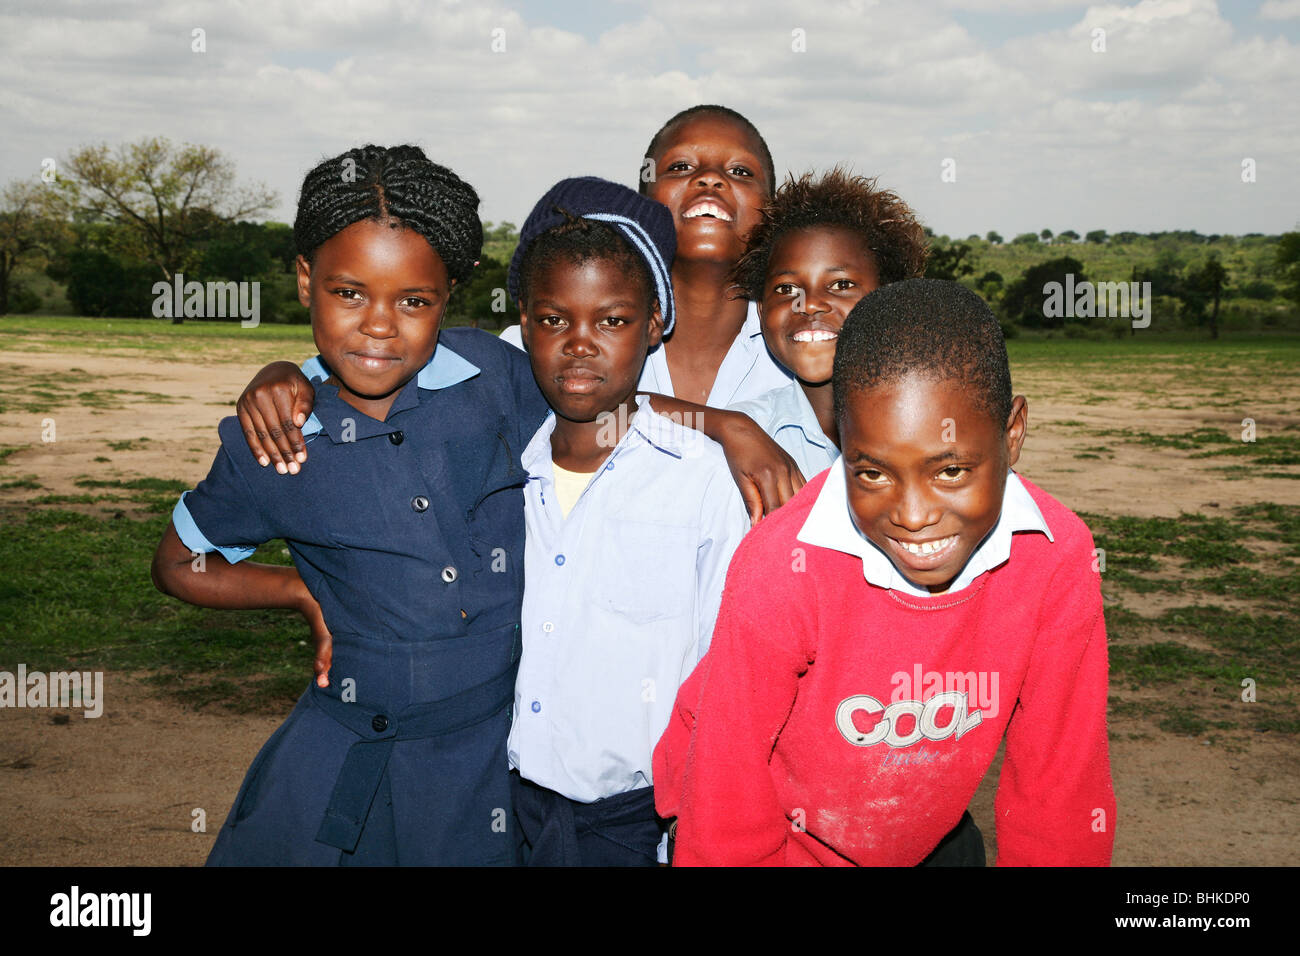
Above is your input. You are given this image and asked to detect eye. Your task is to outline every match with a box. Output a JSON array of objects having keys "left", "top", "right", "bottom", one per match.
[
  {"left": 937, "top": 465, "right": 967, "bottom": 481},
  {"left": 666, "top": 161, "right": 691, "bottom": 173},
  {"left": 830, "top": 278, "right": 856, "bottom": 291},
  {"left": 601, "top": 315, "right": 630, "bottom": 327},
  {"left": 399, "top": 296, "right": 430, "bottom": 309},
  {"left": 772, "top": 282, "right": 798, "bottom": 296},
  {"left": 333, "top": 287, "right": 362, "bottom": 300},
  {"left": 537, "top": 315, "right": 564, "bottom": 327},
  {"left": 856, "top": 468, "right": 888, "bottom": 485},
  {"left": 729, "top": 165, "right": 754, "bottom": 177}
]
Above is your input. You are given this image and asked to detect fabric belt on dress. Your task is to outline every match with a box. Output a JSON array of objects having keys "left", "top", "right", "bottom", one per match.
[{"left": 309, "top": 646, "right": 520, "bottom": 853}]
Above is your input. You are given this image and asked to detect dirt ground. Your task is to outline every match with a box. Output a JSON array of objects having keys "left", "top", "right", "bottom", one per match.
[{"left": 1, "top": 344, "right": 1297, "bottom": 866}]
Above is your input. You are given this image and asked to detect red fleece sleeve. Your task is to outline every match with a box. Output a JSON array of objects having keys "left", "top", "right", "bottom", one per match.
[
  {"left": 656, "top": 559, "right": 811, "bottom": 866},
  {"left": 995, "top": 522, "right": 1116, "bottom": 866}
]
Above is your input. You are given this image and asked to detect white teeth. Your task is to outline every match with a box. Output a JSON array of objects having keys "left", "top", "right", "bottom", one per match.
[
  {"left": 898, "top": 536, "right": 953, "bottom": 556},
  {"left": 793, "top": 329, "right": 838, "bottom": 343},
  {"left": 683, "top": 201, "right": 733, "bottom": 221}
]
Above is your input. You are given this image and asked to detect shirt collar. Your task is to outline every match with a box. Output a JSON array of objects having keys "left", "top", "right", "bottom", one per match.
[
  {"left": 523, "top": 394, "right": 700, "bottom": 480},
  {"left": 797, "top": 459, "right": 1053, "bottom": 596},
  {"left": 301, "top": 341, "right": 480, "bottom": 441},
  {"left": 768, "top": 379, "right": 835, "bottom": 451}
]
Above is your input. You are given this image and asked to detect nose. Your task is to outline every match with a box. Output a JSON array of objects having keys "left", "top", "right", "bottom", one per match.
[
  {"left": 359, "top": 302, "right": 397, "bottom": 339},
  {"left": 562, "top": 321, "right": 598, "bottom": 357},
  {"left": 890, "top": 483, "right": 942, "bottom": 533},
  {"left": 692, "top": 162, "right": 724, "bottom": 189},
  {"left": 799, "top": 288, "right": 831, "bottom": 317}
]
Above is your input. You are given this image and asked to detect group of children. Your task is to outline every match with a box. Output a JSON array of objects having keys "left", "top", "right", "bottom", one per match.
[{"left": 152, "top": 104, "right": 1116, "bottom": 866}]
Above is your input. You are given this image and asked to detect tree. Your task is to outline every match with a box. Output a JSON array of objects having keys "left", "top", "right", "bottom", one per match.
[
  {"left": 1058, "top": 229, "right": 1080, "bottom": 243},
  {"left": 1190, "top": 255, "right": 1228, "bottom": 339},
  {"left": 1275, "top": 231, "right": 1300, "bottom": 305},
  {"left": 985, "top": 230, "right": 1003, "bottom": 245},
  {"left": 1040, "top": 228, "right": 1053, "bottom": 242},
  {"left": 1011, "top": 232, "right": 1039, "bottom": 246},
  {"left": 924, "top": 243, "right": 975, "bottom": 282},
  {"left": 0, "top": 179, "right": 69, "bottom": 315},
  {"left": 62, "top": 137, "right": 276, "bottom": 321},
  {"left": 1001, "top": 256, "right": 1086, "bottom": 328},
  {"left": 1085, "top": 229, "right": 1107, "bottom": 244}
]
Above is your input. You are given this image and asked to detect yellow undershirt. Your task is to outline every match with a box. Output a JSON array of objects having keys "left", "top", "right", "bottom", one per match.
[{"left": 551, "top": 460, "right": 597, "bottom": 519}]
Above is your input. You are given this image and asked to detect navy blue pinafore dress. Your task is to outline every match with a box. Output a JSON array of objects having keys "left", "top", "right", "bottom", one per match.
[{"left": 174, "top": 330, "right": 548, "bottom": 865}]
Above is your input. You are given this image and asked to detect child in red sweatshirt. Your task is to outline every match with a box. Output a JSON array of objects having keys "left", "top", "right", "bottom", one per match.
[{"left": 654, "top": 279, "right": 1116, "bottom": 866}]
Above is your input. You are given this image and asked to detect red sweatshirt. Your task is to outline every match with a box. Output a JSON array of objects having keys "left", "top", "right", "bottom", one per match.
[{"left": 654, "top": 470, "right": 1115, "bottom": 866}]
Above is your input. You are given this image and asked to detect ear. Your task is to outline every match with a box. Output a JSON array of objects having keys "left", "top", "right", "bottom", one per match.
[
  {"left": 517, "top": 303, "right": 531, "bottom": 348},
  {"left": 1004, "top": 395, "right": 1028, "bottom": 469},
  {"left": 295, "top": 255, "right": 312, "bottom": 308},
  {"left": 647, "top": 302, "right": 665, "bottom": 349}
]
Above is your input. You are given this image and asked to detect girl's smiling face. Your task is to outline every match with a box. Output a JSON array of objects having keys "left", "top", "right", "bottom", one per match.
[
  {"left": 759, "top": 225, "right": 880, "bottom": 386},
  {"left": 298, "top": 218, "right": 451, "bottom": 421},
  {"left": 839, "top": 373, "right": 1027, "bottom": 593},
  {"left": 646, "top": 113, "right": 771, "bottom": 267}
]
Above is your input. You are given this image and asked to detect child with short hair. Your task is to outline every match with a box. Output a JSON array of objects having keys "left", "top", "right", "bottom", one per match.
[
  {"left": 727, "top": 167, "right": 928, "bottom": 480},
  {"left": 655, "top": 279, "right": 1116, "bottom": 866},
  {"left": 152, "top": 145, "right": 549, "bottom": 865},
  {"left": 507, "top": 177, "right": 750, "bottom": 866}
]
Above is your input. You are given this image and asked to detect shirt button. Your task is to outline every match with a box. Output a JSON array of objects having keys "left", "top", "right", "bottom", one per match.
[
  {"left": 554, "top": 553, "right": 565, "bottom": 566},
  {"left": 371, "top": 715, "right": 389, "bottom": 732},
  {"left": 605, "top": 461, "right": 614, "bottom": 471},
  {"left": 411, "top": 495, "right": 429, "bottom": 513},
  {"left": 530, "top": 700, "right": 541, "bottom": 713},
  {"left": 542, "top": 621, "right": 554, "bottom": 633},
  {"left": 388, "top": 430, "right": 404, "bottom": 446},
  {"left": 441, "top": 565, "right": 458, "bottom": 583}
]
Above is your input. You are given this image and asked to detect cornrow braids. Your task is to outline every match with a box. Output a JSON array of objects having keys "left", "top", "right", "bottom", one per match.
[
  {"left": 833, "top": 279, "right": 1012, "bottom": 430},
  {"left": 516, "top": 207, "right": 656, "bottom": 315},
  {"left": 293, "top": 144, "right": 483, "bottom": 284},
  {"left": 639, "top": 104, "right": 776, "bottom": 198},
  {"left": 732, "top": 167, "right": 929, "bottom": 300}
]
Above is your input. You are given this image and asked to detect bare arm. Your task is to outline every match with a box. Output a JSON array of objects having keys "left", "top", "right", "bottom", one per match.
[{"left": 151, "top": 521, "right": 334, "bottom": 687}]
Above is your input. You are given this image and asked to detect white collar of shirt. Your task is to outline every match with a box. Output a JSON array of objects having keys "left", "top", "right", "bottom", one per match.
[
  {"left": 796, "top": 459, "right": 1054, "bottom": 597},
  {"left": 298, "top": 342, "right": 480, "bottom": 439},
  {"left": 767, "top": 379, "right": 835, "bottom": 452},
  {"left": 523, "top": 393, "right": 696, "bottom": 481},
  {"left": 641, "top": 301, "right": 786, "bottom": 407}
]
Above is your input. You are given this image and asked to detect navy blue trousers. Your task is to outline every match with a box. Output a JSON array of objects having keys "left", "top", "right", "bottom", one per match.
[{"left": 511, "top": 772, "right": 664, "bottom": 867}]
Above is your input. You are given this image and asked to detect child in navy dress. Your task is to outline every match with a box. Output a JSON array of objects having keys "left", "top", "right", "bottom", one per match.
[{"left": 151, "top": 145, "right": 549, "bottom": 865}]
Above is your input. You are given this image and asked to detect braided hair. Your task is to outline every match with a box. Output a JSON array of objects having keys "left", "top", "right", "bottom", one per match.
[
  {"left": 293, "top": 144, "right": 482, "bottom": 284},
  {"left": 732, "top": 167, "right": 929, "bottom": 300},
  {"left": 516, "top": 208, "right": 656, "bottom": 316},
  {"left": 639, "top": 104, "right": 776, "bottom": 198}
]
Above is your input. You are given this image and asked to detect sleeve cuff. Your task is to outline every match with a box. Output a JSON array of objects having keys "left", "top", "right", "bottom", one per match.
[{"left": 173, "top": 492, "right": 256, "bottom": 564}]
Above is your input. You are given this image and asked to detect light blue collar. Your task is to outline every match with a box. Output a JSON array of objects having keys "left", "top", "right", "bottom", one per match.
[{"left": 299, "top": 342, "right": 480, "bottom": 438}]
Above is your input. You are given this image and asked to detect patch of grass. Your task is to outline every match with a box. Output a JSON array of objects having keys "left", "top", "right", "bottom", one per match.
[
  {"left": 93, "top": 456, "right": 111, "bottom": 463},
  {"left": 106, "top": 438, "right": 151, "bottom": 452},
  {"left": 0, "top": 445, "right": 24, "bottom": 466},
  {"left": 1084, "top": 512, "right": 1253, "bottom": 569},
  {"left": 0, "top": 475, "right": 42, "bottom": 490},
  {"left": 0, "top": 505, "right": 310, "bottom": 714},
  {"left": 74, "top": 476, "right": 190, "bottom": 493}
]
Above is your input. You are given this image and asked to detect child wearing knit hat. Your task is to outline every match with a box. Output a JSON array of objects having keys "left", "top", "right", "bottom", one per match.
[{"left": 506, "top": 177, "right": 750, "bottom": 866}]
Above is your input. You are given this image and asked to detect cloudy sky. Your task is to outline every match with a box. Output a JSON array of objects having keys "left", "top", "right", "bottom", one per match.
[{"left": 3, "top": 0, "right": 1297, "bottom": 238}]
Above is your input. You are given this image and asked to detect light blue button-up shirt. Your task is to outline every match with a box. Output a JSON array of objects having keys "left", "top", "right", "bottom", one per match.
[
  {"left": 797, "top": 459, "right": 1054, "bottom": 597},
  {"left": 729, "top": 377, "right": 839, "bottom": 483},
  {"left": 507, "top": 394, "right": 751, "bottom": 806},
  {"left": 498, "top": 301, "right": 793, "bottom": 408}
]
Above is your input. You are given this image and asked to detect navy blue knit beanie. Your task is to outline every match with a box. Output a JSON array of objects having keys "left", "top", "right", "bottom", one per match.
[{"left": 508, "top": 176, "right": 677, "bottom": 334}]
